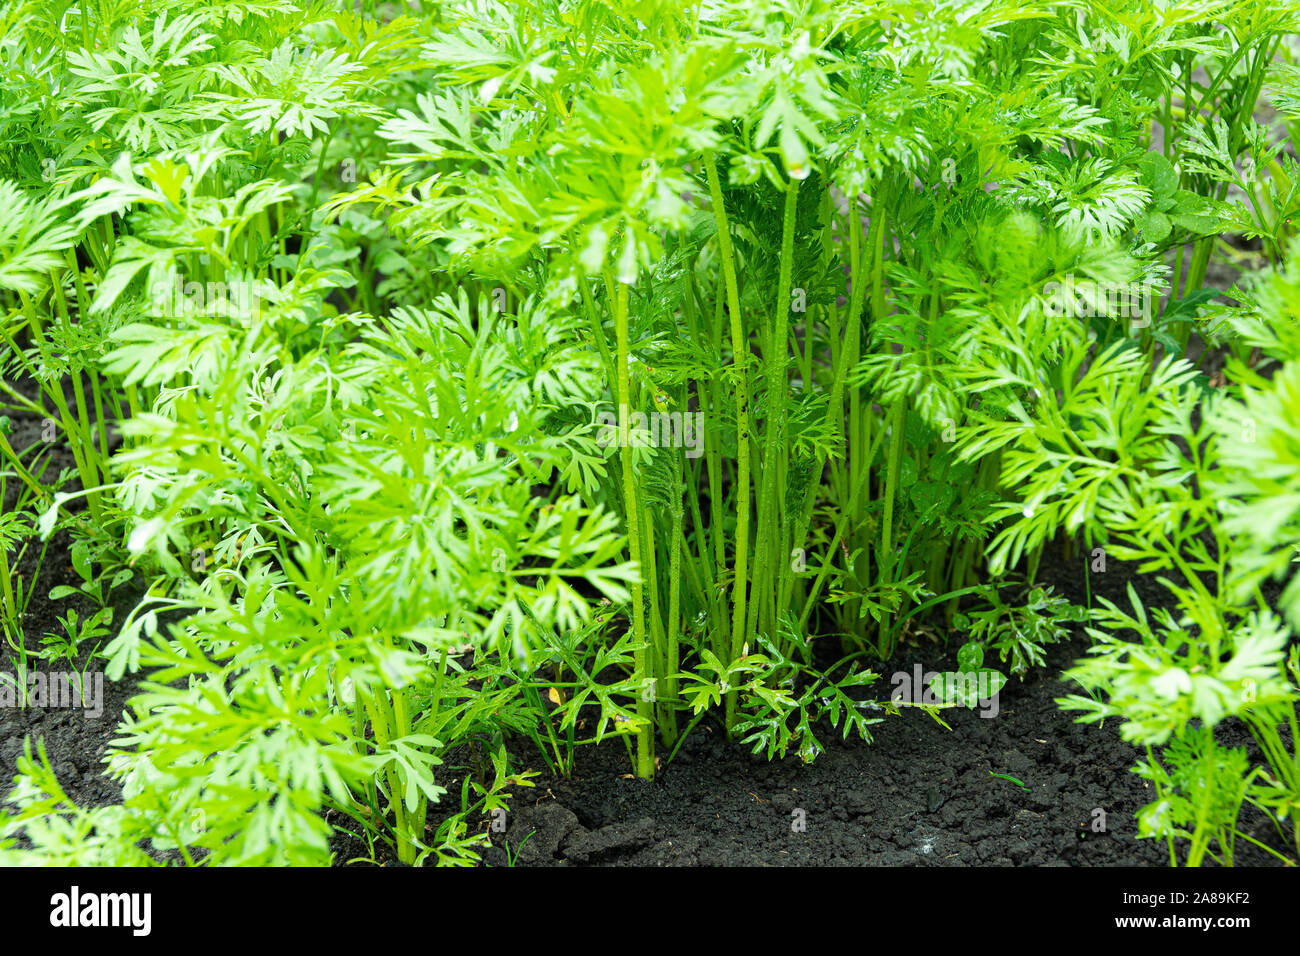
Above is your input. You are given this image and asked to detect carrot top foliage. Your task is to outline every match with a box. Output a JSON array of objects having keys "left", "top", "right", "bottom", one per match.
[{"left": 0, "top": 0, "right": 1297, "bottom": 866}]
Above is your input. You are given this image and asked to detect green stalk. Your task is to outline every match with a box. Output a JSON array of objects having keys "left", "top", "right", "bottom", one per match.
[
  {"left": 845, "top": 211, "right": 865, "bottom": 642},
  {"left": 89, "top": 370, "right": 109, "bottom": 468},
  {"left": 796, "top": 418, "right": 888, "bottom": 634},
  {"left": 662, "top": 490, "right": 683, "bottom": 746},
  {"left": 863, "top": 200, "right": 888, "bottom": 592},
  {"left": 0, "top": 430, "right": 49, "bottom": 502},
  {"left": 0, "top": 535, "right": 20, "bottom": 650},
  {"left": 384, "top": 648, "right": 426, "bottom": 863},
  {"left": 70, "top": 371, "right": 101, "bottom": 487},
  {"left": 704, "top": 151, "right": 751, "bottom": 734},
  {"left": 612, "top": 276, "right": 654, "bottom": 779},
  {"left": 826, "top": 195, "right": 887, "bottom": 644},
  {"left": 524, "top": 683, "right": 566, "bottom": 776},
  {"left": 577, "top": 267, "right": 617, "bottom": 387},
  {"left": 750, "top": 177, "right": 800, "bottom": 645},
  {"left": 1184, "top": 745, "right": 1217, "bottom": 867},
  {"left": 18, "top": 290, "right": 101, "bottom": 521},
  {"left": 357, "top": 686, "right": 412, "bottom": 863},
  {"left": 1083, "top": 546, "right": 1093, "bottom": 611},
  {"left": 706, "top": 277, "right": 729, "bottom": 662},
  {"left": 878, "top": 397, "right": 906, "bottom": 654},
  {"left": 640, "top": 499, "right": 668, "bottom": 718},
  {"left": 681, "top": 272, "right": 728, "bottom": 648},
  {"left": 686, "top": 444, "right": 725, "bottom": 651},
  {"left": 58, "top": 252, "right": 112, "bottom": 466}
]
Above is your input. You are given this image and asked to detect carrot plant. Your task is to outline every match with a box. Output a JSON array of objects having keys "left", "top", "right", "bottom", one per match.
[
  {"left": 0, "top": 0, "right": 640, "bottom": 865},
  {"left": 1038, "top": 239, "right": 1300, "bottom": 866},
  {"left": 367, "top": 0, "right": 1300, "bottom": 777},
  {"left": 0, "top": 0, "right": 1297, "bottom": 866}
]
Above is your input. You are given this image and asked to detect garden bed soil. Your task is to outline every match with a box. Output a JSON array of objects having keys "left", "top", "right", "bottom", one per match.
[{"left": 338, "top": 541, "right": 1294, "bottom": 867}]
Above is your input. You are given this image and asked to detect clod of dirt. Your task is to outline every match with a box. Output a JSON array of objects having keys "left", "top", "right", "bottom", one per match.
[
  {"left": 561, "top": 816, "right": 655, "bottom": 863},
  {"left": 503, "top": 801, "right": 580, "bottom": 863}
]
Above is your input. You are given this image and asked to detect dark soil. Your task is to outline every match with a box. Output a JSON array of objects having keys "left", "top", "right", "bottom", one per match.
[
  {"left": 0, "top": 374, "right": 139, "bottom": 838},
  {"left": 324, "top": 543, "right": 1295, "bottom": 867}
]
